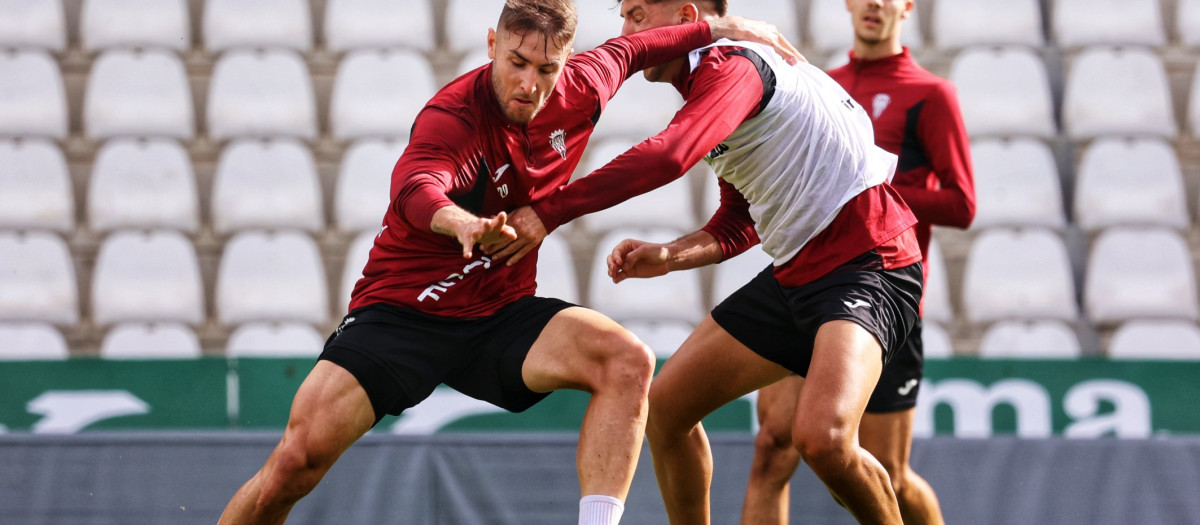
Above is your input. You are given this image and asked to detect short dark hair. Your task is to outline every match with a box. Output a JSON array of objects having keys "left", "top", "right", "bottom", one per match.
[
  {"left": 639, "top": 0, "right": 728, "bottom": 17},
  {"left": 497, "top": 0, "right": 578, "bottom": 51}
]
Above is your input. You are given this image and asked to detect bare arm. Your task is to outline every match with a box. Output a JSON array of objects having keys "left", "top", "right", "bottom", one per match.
[
  {"left": 431, "top": 206, "right": 516, "bottom": 259},
  {"left": 607, "top": 230, "right": 724, "bottom": 284}
]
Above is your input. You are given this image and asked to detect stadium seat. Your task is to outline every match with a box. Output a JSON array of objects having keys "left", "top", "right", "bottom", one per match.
[
  {"left": 88, "top": 138, "right": 199, "bottom": 233},
  {"left": 1182, "top": 0, "right": 1200, "bottom": 47},
  {"left": 226, "top": 322, "right": 325, "bottom": 357},
  {"left": 977, "top": 320, "right": 1082, "bottom": 358},
  {"left": 949, "top": 47, "right": 1056, "bottom": 138},
  {"left": 335, "top": 138, "right": 406, "bottom": 232},
  {"left": 0, "top": 231, "right": 78, "bottom": 325},
  {"left": 0, "top": 50, "right": 67, "bottom": 139},
  {"left": 728, "top": 0, "right": 801, "bottom": 49},
  {"left": 445, "top": 0, "right": 505, "bottom": 53},
  {"left": 969, "top": 138, "right": 1066, "bottom": 230},
  {"left": 0, "top": 139, "right": 73, "bottom": 233},
  {"left": 1109, "top": 320, "right": 1200, "bottom": 359},
  {"left": 576, "top": 138, "right": 697, "bottom": 232},
  {"left": 207, "top": 49, "right": 316, "bottom": 140},
  {"left": 456, "top": 48, "right": 491, "bottom": 77},
  {"left": 809, "top": 0, "right": 922, "bottom": 52},
  {"left": 91, "top": 230, "right": 204, "bottom": 326},
  {"left": 1053, "top": 0, "right": 1165, "bottom": 47},
  {"left": 535, "top": 233, "right": 580, "bottom": 304},
  {"left": 99, "top": 322, "right": 202, "bottom": 359},
  {"left": 339, "top": 230, "right": 375, "bottom": 311},
  {"left": 587, "top": 228, "right": 705, "bottom": 324},
  {"left": 84, "top": 48, "right": 194, "bottom": 140},
  {"left": 0, "top": 0, "right": 66, "bottom": 51},
  {"left": 80, "top": 0, "right": 190, "bottom": 52},
  {"left": 202, "top": 0, "right": 311, "bottom": 52},
  {"left": 592, "top": 76, "right": 685, "bottom": 141},
  {"left": 962, "top": 228, "right": 1078, "bottom": 323},
  {"left": 325, "top": 0, "right": 435, "bottom": 52},
  {"left": 712, "top": 243, "right": 773, "bottom": 304},
  {"left": 922, "top": 320, "right": 953, "bottom": 358},
  {"left": 211, "top": 139, "right": 323, "bottom": 234},
  {"left": 923, "top": 236, "right": 954, "bottom": 324},
  {"left": 216, "top": 230, "right": 329, "bottom": 325},
  {"left": 622, "top": 318, "right": 696, "bottom": 359},
  {"left": 1073, "top": 137, "right": 1187, "bottom": 232},
  {"left": 1063, "top": 46, "right": 1176, "bottom": 140},
  {"left": 1189, "top": 64, "right": 1200, "bottom": 136},
  {"left": 1084, "top": 227, "right": 1199, "bottom": 324},
  {"left": 330, "top": 49, "right": 436, "bottom": 140},
  {"left": 932, "top": 0, "right": 1043, "bottom": 48},
  {"left": 572, "top": 0, "right": 622, "bottom": 51},
  {"left": 0, "top": 322, "right": 69, "bottom": 360}
]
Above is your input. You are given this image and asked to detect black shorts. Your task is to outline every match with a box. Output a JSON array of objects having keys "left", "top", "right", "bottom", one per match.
[
  {"left": 711, "top": 250, "right": 922, "bottom": 380},
  {"left": 865, "top": 318, "right": 924, "bottom": 413},
  {"left": 318, "top": 296, "right": 574, "bottom": 424}
]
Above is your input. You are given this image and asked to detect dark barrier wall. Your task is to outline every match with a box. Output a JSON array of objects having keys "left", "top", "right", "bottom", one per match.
[{"left": 2, "top": 434, "right": 1199, "bottom": 525}]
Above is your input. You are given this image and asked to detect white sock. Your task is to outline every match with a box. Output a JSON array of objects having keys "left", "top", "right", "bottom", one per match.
[{"left": 579, "top": 494, "right": 625, "bottom": 525}]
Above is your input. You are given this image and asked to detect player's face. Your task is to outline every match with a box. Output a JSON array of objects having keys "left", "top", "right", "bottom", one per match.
[
  {"left": 845, "top": 0, "right": 912, "bottom": 46},
  {"left": 619, "top": 0, "right": 690, "bottom": 82},
  {"left": 488, "top": 27, "right": 572, "bottom": 124}
]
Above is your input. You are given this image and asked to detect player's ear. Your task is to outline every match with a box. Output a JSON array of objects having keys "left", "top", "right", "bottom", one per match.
[
  {"left": 487, "top": 28, "right": 497, "bottom": 60},
  {"left": 901, "top": 0, "right": 914, "bottom": 19},
  {"left": 679, "top": 3, "right": 699, "bottom": 24}
]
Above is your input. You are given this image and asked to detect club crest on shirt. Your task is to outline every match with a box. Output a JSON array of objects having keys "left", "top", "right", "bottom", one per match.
[
  {"left": 549, "top": 129, "right": 567, "bottom": 160},
  {"left": 872, "top": 93, "right": 891, "bottom": 120}
]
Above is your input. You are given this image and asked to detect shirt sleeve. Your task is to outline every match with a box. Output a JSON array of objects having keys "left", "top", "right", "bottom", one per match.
[
  {"left": 531, "top": 48, "right": 764, "bottom": 232},
  {"left": 570, "top": 21, "right": 714, "bottom": 106},
  {"left": 391, "top": 107, "right": 483, "bottom": 230},
  {"left": 700, "top": 177, "right": 759, "bottom": 261},
  {"left": 892, "top": 82, "right": 976, "bottom": 229}
]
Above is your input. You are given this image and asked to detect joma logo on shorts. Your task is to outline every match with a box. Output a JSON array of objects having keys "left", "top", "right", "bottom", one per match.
[{"left": 417, "top": 256, "right": 493, "bottom": 302}]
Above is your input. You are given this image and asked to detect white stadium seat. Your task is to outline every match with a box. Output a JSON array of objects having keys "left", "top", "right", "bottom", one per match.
[
  {"left": 211, "top": 139, "right": 324, "bottom": 234},
  {"left": 1182, "top": 0, "right": 1200, "bottom": 47},
  {"left": 207, "top": 49, "right": 316, "bottom": 140},
  {"left": 1085, "top": 227, "right": 1199, "bottom": 324},
  {"left": 81, "top": 0, "right": 190, "bottom": 52},
  {"left": 978, "top": 320, "right": 1082, "bottom": 359},
  {"left": 623, "top": 318, "right": 696, "bottom": 359},
  {"left": 456, "top": 48, "right": 491, "bottom": 77},
  {"left": 933, "top": 0, "right": 1044, "bottom": 48},
  {"left": 1109, "top": 320, "right": 1200, "bottom": 359},
  {"left": 1189, "top": 64, "right": 1200, "bottom": 136},
  {"left": 330, "top": 49, "right": 436, "bottom": 140},
  {"left": 0, "top": 322, "right": 69, "bottom": 360},
  {"left": 922, "top": 321, "right": 953, "bottom": 358},
  {"left": 226, "top": 322, "right": 325, "bottom": 357},
  {"left": 962, "top": 228, "right": 1078, "bottom": 323},
  {"left": 216, "top": 230, "right": 329, "bottom": 325},
  {"left": 325, "top": 0, "right": 435, "bottom": 52},
  {"left": 335, "top": 138, "right": 406, "bottom": 232},
  {"left": 0, "top": 231, "right": 78, "bottom": 325},
  {"left": 203, "top": 0, "right": 312, "bottom": 52},
  {"left": 1063, "top": 47, "right": 1176, "bottom": 140},
  {"left": 1053, "top": 0, "right": 1165, "bottom": 47},
  {"left": 88, "top": 138, "right": 199, "bottom": 233},
  {"left": 0, "top": 139, "right": 73, "bottom": 233},
  {"left": 91, "top": 230, "right": 204, "bottom": 326},
  {"left": 969, "top": 138, "right": 1066, "bottom": 230},
  {"left": 100, "top": 322, "right": 202, "bottom": 359},
  {"left": 535, "top": 233, "right": 580, "bottom": 304},
  {"left": 1073, "top": 137, "right": 1187, "bottom": 232},
  {"left": 339, "top": 230, "right": 376, "bottom": 311},
  {"left": 571, "top": 0, "right": 622, "bottom": 51},
  {"left": 592, "top": 75, "right": 684, "bottom": 141},
  {"left": 0, "top": 0, "right": 66, "bottom": 51},
  {"left": 577, "top": 138, "right": 697, "bottom": 232},
  {"left": 0, "top": 50, "right": 67, "bottom": 139},
  {"left": 729, "top": 0, "right": 801, "bottom": 49},
  {"left": 712, "top": 243, "right": 773, "bottom": 305},
  {"left": 84, "top": 49, "right": 194, "bottom": 140},
  {"left": 923, "top": 236, "right": 954, "bottom": 324},
  {"left": 588, "top": 228, "right": 705, "bottom": 323},
  {"left": 809, "top": 0, "right": 921, "bottom": 52},
  {"left": 445, "top": 0, "right": 505, "bottom": 53},
  {"left": 949, "top": 47, "right": 1056, "bottom": 138}
]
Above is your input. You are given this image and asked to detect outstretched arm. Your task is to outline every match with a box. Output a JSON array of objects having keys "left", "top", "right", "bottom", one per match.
[
  {"left": 607, "top": 230, "right": 724, "bottom": 284},
  {"left": 431, "top": 206, "right": 516, "bottom": 259}
]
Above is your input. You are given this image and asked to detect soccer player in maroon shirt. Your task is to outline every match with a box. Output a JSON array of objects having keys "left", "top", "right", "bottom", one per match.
[
  {"left": 742, "top": 1, "right": 975, "bottom": 524},
  {"left": 215, "top": 2, "right": 800, "bottom": 524}
]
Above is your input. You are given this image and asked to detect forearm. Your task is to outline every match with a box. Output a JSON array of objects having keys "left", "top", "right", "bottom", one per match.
[
  {"left": 429, "top": 205, "right": 477, "bottom": 237},
  {"left": 664, "top": 230, "right": 724, "bottom": 272}
]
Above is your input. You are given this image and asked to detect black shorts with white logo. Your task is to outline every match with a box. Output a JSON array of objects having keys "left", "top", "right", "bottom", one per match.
[
  {"left": 318, "top": 296, "right": 574, "bottom": 424},
  {"left": 866, "top": 318, "right": 924, "bottom": 413},
  {"left": 711, "top": 250, "right": 922, "bottom": 382}
]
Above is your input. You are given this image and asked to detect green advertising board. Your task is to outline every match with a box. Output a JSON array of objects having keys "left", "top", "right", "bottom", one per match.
[{"left": 0, "top": 358, "right": 1196, "bottom": 437}]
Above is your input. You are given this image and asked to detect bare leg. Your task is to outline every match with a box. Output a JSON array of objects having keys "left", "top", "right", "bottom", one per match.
[
  {"left": 791, "top": 321, "right": 901, "bottom": 525},
  {"left": 646, "top": 316, "right": 793, "bottom": 525},
  {"left": 219, "top": 361, "right": 376, "bottom": 525},
  {"left": 741, "top": 375, "right": 804, "bottom": 525},
  {"left": 860, "top": 409, "right": 945, "bottom": 525}
]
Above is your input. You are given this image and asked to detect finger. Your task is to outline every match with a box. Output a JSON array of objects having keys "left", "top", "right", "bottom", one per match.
[
  {"left": 491, "top": 239, "right": 524, "bottom": 262},
  {"left": 506, "top": 241, "right": 536, "bottom": 266}
]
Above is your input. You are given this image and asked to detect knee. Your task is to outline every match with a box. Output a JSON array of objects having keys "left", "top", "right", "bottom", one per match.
[
  {"left": 753, "top": 415, "right": 794, "bottom": 459},
  {"left": 261, "top": 436, "right": 337, "bottom": 504},
  {"left": 593, "top": 331, "right": 656, "bottom": 394},
  {"left": 883, "top": 463, "right": 910, "bottom": 497},
  {"left": 792, "top": 426, "right": 853, "bottom": 475}
]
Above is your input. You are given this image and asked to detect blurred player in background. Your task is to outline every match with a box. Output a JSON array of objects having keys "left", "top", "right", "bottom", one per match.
[
  {"left": 216, "top": 1, "right": 799, "bottom": 524},
  {"left": 742, "top": 1, "right": 975, "bottom": 524}
]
